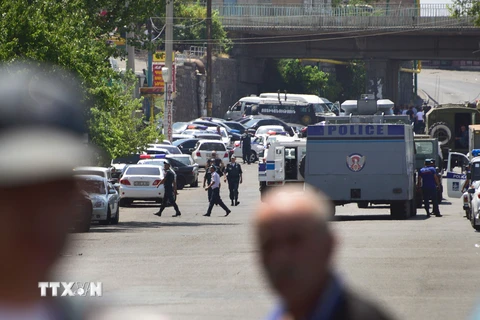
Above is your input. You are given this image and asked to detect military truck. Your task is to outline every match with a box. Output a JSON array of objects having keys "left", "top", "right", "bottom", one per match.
[
  {"left": 413, "top": 135, "right": 443, "bottom": 207},
  {"left": 304, "top": 97, "right": 416, "bottom": 219},
  {"left": 425, "top": 103, "right": 480, "bottom": 166}
]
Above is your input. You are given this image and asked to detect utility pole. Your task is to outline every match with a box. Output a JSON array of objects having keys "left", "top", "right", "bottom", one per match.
[
  {"left": 206, "top": 0, "right": 213, "bottom": 117},
  {"left": 165, "top": 0, "right": 174, "bottom": 142},
  {"left": 147, "top": 18, "right": 153, "bottom": 87},
  {"left": 126, "top": 31, "right": 135, "bottom": 73}
]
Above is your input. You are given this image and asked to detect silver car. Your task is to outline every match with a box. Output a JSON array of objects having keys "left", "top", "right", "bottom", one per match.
[{"left": 75, "top": 175, "right": 120, "bottom": 225}]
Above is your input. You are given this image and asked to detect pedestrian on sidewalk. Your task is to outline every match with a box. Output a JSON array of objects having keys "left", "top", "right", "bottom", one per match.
[
  {"left": 154, "top": 162, "right": 181, "bottom": 217},
  {"left": 224, "top": 155, "right": 243, "bottom": 206},
  {"left": 204, "top": 166, "right": 231, "bottom": 217}
]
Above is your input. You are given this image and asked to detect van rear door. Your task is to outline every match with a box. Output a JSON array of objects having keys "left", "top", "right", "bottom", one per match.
[{"left": 446, "top": 152, "right": 469, "bottom": 198}]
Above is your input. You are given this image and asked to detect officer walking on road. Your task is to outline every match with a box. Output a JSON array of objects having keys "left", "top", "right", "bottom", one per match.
[
  {"left": 203, "top": 159, "right": 213, "bottom": 202},
  {"left": 241, "top": 131, "right": 252, "bottom": 164},
  {"left": 204, "top": 166, "right": 231, "bottom": 217},
  {"left": 417, "top": 159, "right": 442, "bottom": 217},
  {"left": 155, "top": 162, "right": 181, "bottom": 217},
  {"left": 224, "top": 155, "right": 243, "bottom": 206},
  {"left": 211, "top": 150, "right": 225, "bottom": 175}
]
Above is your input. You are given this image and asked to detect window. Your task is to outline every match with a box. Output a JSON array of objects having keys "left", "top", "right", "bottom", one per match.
[
  {"left": 126, "top": 167, "right": 161, "bottom": 176},
  {"left": 199, "top": 142, "right": 226, "bottom": 151},
  {"left": 112, "top": 154, "right": 141, "bottom": 164},
  {"left": 78, "top": 180, "right": 106, "bottom": 195},
  {"left": 232, "top": 102, "right": 242, "bottom": 112},
  {"left": 415, "top": 141, "right": 433, "bottom": 155},
  {"left": 312, "top": 103, "right": 329, "bottom": 113}
]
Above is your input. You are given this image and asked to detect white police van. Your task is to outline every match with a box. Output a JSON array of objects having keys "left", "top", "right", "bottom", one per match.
[{"left": 258, "top": 135, "right": 307, "bottom": 200}]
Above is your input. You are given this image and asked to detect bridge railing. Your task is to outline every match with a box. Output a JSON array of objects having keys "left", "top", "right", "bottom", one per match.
[{"left": 213, "top": 4, "right": 477, "bottom": 29}]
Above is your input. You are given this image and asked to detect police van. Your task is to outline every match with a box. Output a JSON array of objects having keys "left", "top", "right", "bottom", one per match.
[{"left": 258, "top": 136, "right": 307, "bottom": 200}]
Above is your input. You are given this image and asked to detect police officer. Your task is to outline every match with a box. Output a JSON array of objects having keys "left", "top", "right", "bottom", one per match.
[
  {"left": 417, "top": 159, "right": 442, "bottom": 217},
  {"left": 241, "top": 131, "right": 252, "bottom": 164},
  {"left": 154, "top": 162, "right": 181, "bottom": 217},
  {"left": 211, "top": 150, "right": 225, "bottom": 175},
  {"left": 204, "top": 166, "right": 231, "bottom": 217},
  {"left": 224, "top": 155, "right": 243, "bottom": 206},
  {"left": 203, "top": 159, "right": 213, "bottom": 202}
]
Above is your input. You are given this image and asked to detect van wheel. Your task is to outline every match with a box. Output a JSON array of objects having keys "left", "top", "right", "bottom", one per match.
[{"left": 249, "top": 151, "right": 257, "bottom": 163}]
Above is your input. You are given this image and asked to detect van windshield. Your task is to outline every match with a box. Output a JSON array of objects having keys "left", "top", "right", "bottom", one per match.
[{"left": 312, "top": 103, "right": 329, "bottom": 113}]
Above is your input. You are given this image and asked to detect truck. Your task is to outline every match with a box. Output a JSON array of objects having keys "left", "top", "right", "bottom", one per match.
[
  {"left": 304, "top": 96, "right": 416, "bottom": 219},
  {"left": 258, "top": 135, "right": 307, "bottom": 200},
  {"left": 425, "top": 103, "right": 480, "bottom": 166}
]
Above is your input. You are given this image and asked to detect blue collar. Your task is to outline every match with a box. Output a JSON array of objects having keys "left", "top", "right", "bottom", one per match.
[{"left": 266, "top": 274, "right": 343, "bottom": 320}]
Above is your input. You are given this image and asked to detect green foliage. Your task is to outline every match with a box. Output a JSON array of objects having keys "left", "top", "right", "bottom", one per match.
[
  {"left": 277, "top": 59, "right": 329, "bottom": 95},
  {"left": 0, "top": 0, "right": 160, "bottom": 164},
  {"left": 343, "top": 61, "right": 366, "bottom": 100},
  {"left": 450, "top": 0, "right": 480, "bottom": 26}
]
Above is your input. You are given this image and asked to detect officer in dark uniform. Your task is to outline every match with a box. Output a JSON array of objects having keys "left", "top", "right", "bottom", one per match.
[
  {"left": 154, "top": 162, "right": 181, "bottom": 217},
  {"left": 224, "top": 155, "right": 243, "bottom": 206},
  {"left": 203, "top": 159, "right": 213, "bottom": 202},
  {"left": 241, "top": 131, "right": 252, "bottom": 164},
  {"left": 211, "top": 150, "right": 225, "bottom": 175},
  {"left": 417, "top": 159, "right": 442, "bottom": 217}
]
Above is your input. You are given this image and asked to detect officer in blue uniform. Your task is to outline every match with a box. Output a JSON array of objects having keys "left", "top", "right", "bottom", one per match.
[
  {"left": 224, "top": 155, "right": 243, "bottom": 206},
  {"left": 417, "top": 159, "right": 442, "bottom": 217},
  {"left": 154, "top": 162, "right": 181, "bottom": 217}
]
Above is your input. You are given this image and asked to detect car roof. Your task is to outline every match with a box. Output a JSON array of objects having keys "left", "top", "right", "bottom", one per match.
[
  {"left": 167, "top": 154, "right": 191, "bottom": 158},
  {"left": 74, "top": 175, "right": 107, "bottom": 181},
  {"left": 74, "top": 166, "right": 109, "bottom": 172},
  {"left": 197, "top": 139, "right": 225, "bottom": 144},
  {"left": 125, "top": 164, "right": 163, "bottom": 168}
]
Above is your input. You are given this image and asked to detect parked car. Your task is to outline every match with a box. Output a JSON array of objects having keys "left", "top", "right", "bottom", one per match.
[
  {"left": 242, "top": 117, "right": 295, "bottom": 136},
  {"left": 166, "top": 154, "right": 198, "bottom": 167},
  {"left": 173, "top": 122, "right": 189, "bottom": 133},
  {"left": 191, "top": 140, "right": 230, "bottom": 167},
  {"left": 224, "top": 121, "right": 247, "bottom": 134},
  {"left": 73, "top": 166, "right": 114, "bottom": 182},
  {"left": 233, "top": 135, "right": 266, "bottom": 163},
  {"left": 148, "top": 144, "right": 182, "bottom": 154},
  {"left": 74, "top": 175, "right": 120, "bottom": 225},
  {"left": 191, "top": 120, "right": 242, "bottom": 141},
  {"left": 111, "top": 154, "right": 141, "bottom": 175},
  {"left": 173, "top": 138, "right": 201, "bottom": 155},
  {"left": 254, "top": 125, "right": 287, "bottom": 136},
  {"left": 138, "top": 155, "right": 199, "bottom": 189},
  {"left": 119, "top": 165, "right": 165, "bottom": 207}
]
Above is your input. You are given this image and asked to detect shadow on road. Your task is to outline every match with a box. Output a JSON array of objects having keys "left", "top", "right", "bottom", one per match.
[
  {"left": 333, "top": 214, "right": 430, "bottom": 222},
  {"left": 90, "top": 220, "right": 239, "bottom": 233}
]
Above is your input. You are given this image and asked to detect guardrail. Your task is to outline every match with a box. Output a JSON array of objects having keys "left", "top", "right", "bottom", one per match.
[{"left": 212, "top": 4, "right": 478, "bottom": 30}]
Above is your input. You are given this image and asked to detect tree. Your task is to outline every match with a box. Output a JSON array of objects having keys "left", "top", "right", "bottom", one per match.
[
  {"left": 278, "top": 59, "right": 329, "bottom": 95},
  {"left": 450, "top": 0, "right": 480, "bottom": 26},
  {"left": 0, "top": 0, "right": 159, "bottom": 164}
]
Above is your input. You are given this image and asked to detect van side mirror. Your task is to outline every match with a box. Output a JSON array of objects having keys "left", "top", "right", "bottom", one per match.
[{"left": 468, "top": 188, "right": 476, "bottom": 194}]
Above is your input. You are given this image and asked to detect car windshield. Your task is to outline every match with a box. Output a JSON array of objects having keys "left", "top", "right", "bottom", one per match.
[
  {"left": 78, "top": 180, "right": 105, "bottom": 195},
  {"left": 112, "top": 155, "right": 141, "bottom": 164},
  {"left": 243, "top": 119, "right": 261, "bottom": 128},
  {"left": 256, "top": 127, "right": 284, "bottom": 135},
  {"left": 140, "top": 160, "right": 167, "bottom": 166},
  {"left": 415, "top": 141, "right": 434, "bottom": 155},
  {"left": 312, "top": 103, "right": 329, "bottom": 113},
  {"left": 199, "top": 142, "right": 226, "bottom": 151},
  {"left": 126, "top": 167, "right": 161, "bottom": 176},
  {"left": 74, "top": 170, "right": 105, "bottom": 178},
  {"left": 168, "top": 156, "right": 190, "bottom": 166},
  {"left": 146, "top": 149, "right": 169, "bottom": 155}
]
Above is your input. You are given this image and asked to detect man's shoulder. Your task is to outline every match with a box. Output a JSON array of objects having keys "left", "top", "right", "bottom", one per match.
[{"left": 336, "top": 289, "right": 394, "bottom": 320}]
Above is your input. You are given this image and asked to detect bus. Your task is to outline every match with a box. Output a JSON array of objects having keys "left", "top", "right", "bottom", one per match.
[{"left": 257, "top": 100, "right": 327, "bottom": 126}]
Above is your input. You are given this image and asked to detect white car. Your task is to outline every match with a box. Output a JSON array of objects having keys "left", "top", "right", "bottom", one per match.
[
  {"left": 74, "top": 175, "right": 120, "bottom": 225},
  {"left": 73, "top": 166, "right": 113, "bottom": 181},
  {"left": 255, "top": 125, "right": 287, "bottom": 136},
  {"left": 191, "top": 140, "right": 229, "bottom": 167},
  {"left": 148, "top": 144, "right": 182, "bottom": 154},
  {"left": 205, "top": 127, "right": 231, "bottom": 147},
  {"left": 119, "top": 165, "right": 165, "bottom": 206},
  {"left": 233, "top": 135, "right": 266, "bottom": 163}
]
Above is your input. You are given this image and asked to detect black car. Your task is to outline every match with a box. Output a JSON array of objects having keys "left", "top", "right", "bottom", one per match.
[
  {"left": 242, "top": 117, "right": 295, "bottom": 136},
  {"left": 168, "top": 158, "right": 199, "bottom": 190},
  {"left": 173, "top": 138, "right": 200, "bottom": 155},
  {"left": 191, "top": 120, "right": 242, "bottom": 141},
  {"left": 224, "top": 121, "right": 247, "bottom": 134}
]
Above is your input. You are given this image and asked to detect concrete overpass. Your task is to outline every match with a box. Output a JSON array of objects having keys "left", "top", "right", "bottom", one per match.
[{"left": 214, "top": 4, "right": 480, "bottom": 103}]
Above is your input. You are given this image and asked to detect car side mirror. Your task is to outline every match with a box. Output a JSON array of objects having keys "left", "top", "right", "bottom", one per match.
[
  {"left": 468, "top": 188, "right": 476, "bottom": 194},
  {"left": 108, "top": 189, "right": 117, "bottom": 194},
  {"left": 189, "top": 148, "right": 194, "bottom": 152}
]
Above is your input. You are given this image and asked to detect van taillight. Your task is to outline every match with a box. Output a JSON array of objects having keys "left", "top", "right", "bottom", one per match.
[
  {"left": 120, "top": 179, "right": 130, "bottom": 185},
  {"left": 196, "top": 151, "right": 201, "bottom": 157},
  {"left": 224, "top": 152, "right": 229, "bottom": 158}
]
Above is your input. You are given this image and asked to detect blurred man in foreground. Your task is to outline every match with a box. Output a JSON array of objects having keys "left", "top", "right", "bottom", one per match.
[
  {"left": 254, "top": 186, "right": 393, "bottom": 320},
  {"left": 0, "top": 63, "right": 167, "bottom": 319}
]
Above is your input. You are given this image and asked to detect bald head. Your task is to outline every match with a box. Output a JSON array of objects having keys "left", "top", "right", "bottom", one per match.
[{"left": 254, "top": 185, "right": 336, "bottom": 308}]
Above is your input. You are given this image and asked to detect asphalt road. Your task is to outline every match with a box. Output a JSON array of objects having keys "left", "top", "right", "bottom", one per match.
[
  {"left": 54, "top": 166, "right": 480, "bottom": 320},
  {"left": 418, "top": 69, "right": 480, "bottom": 105}
]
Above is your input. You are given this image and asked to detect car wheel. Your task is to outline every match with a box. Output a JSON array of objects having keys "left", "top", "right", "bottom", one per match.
[
  {"left": 100, "top": 208, "right": 111, "bottom": 225},
  {"left": 110, "top": 205, "right": 119, "bottom": 225},
  {"left": 249, "top": 151, "right": 257, "bottom": 163},
  {"left": 177, "top": 176, "right": 186, "bottom": 190},
  {"left": 191, "top": 178, "right": 199, "bottom": 187}
]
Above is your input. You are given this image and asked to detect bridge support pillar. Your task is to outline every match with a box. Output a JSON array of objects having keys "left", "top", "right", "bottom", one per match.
[{"left": 365, "top": 60, "right": 399, "bottom": 104}]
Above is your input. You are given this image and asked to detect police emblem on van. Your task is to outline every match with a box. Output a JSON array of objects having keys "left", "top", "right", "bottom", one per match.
[{"left": 346, "top": 153, "right": 366, "bottom": 172}]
